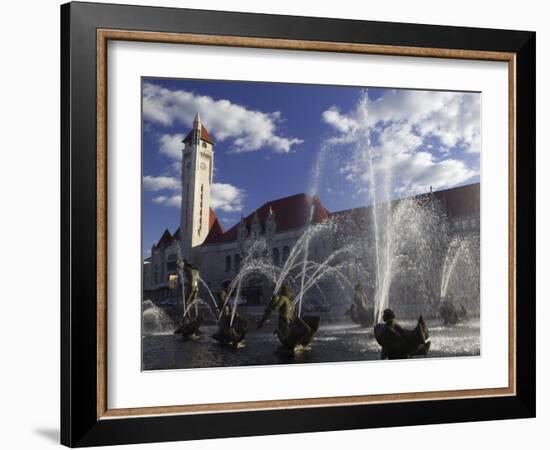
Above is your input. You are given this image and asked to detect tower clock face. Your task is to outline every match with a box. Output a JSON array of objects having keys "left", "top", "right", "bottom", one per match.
[{"left": 200, "top": 162, "right": 207, "bottom": 170}]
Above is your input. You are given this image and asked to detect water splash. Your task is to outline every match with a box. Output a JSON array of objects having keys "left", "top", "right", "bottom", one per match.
[
  {"left": 439, "top": 236, "right": 479, "bottom": 310},
  {"left": 440, "top": 237, "right": 470, "bottom": 299},
  {"left": 271, "top": 219, "right": 352, "bottom": 317},
  {"left": 213, "top": 220, "right": 353, "bottom": 326},
  {"left": 292, "top": 244, "right": 354, "bottom": 311},
  {"left": 215, "top": 240, "right": 280, "bottom": 325},
  {"left": 198, "top": 275, "right": 221, "bottom": 313},
  {"left": 142, "top": 299, "right": 175, "bottom": 334},
  {"left": 323, "top": 90, "right": 450, "bottom": 323},
  {"left": 175, "top": 241, "right": 187, "bottom": 318}
]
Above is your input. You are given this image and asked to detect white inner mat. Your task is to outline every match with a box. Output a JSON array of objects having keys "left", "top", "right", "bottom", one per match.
[{"left": 107, "top": 40, "right": 509, "bottom": 410}]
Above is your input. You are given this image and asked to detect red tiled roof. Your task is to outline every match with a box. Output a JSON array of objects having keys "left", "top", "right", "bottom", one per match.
[
  {"left": 155, "top": 209, "right": 222, "bottom": 248},
  {"left": 330, "top": 183, "right": 480, "bottom": 223},
  {"left": 156, "top": 184, "right": 479, "bottom": 249},
  {"left": 207, "top": 209, "right": 225, "bottom": 241},
  {"left": 203, "top": 193, "right": 330, "bottom": 245},
  {"left": 209, "top": 208, "right": 219, "bottom": 230},
  {"left": 183, "top": 125, "right": 214, "bottom": 145}
]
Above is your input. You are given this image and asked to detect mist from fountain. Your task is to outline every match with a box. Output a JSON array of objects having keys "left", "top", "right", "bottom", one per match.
[
  {"left": 292, "top": 244, "right": 354, "bottom": 311},
  {"left": 439, "top": 235, "right": 479, "bottom": 313},
  {"left": 182, "top": 298, "right": 217, "bottom": 321},
  {"left": 197, "top": 276, "right": 222, "bottom": 313},
  {"left": 322, "top": 90, "right": 450, "bottom": 323},
  {"left": 143, "top": 299, "right": 175, "bottom": 334},
  {"left": 213, "top": 217, "right": 354, "bottom": 328},
  {"left": 440, "top": 236, "right": 470, "bottom": 300},
  {"left": 215, "top": 240, "right": 280, "bottom": 326}
]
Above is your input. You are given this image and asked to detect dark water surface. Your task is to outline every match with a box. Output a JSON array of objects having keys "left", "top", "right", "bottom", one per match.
[{"left": 142, "top": 319, "right": 480, "bottom": 371}]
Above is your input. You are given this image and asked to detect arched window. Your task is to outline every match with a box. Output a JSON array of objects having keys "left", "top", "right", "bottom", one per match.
[
  {"left": 282, "top": 246, "right": 290, "bottom": 263},
  {"left": 272, "top": 248, "right": 280, "bottom": 266},
  {"left": 225, "top": 255, "right": 232, "bottom": 272},
  {"left": 234, "top": 254, "right": 241, "bottom": 272}
]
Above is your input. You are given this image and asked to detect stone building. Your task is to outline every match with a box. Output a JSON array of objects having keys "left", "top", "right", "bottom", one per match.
[{"left": 143, "top": 114, "right": 481, "bottom": 316}]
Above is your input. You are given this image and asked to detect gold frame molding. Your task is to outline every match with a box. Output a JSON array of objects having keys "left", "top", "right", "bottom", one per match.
[{"left": 96, "top": 29, "right": 517, "bottom": 420}]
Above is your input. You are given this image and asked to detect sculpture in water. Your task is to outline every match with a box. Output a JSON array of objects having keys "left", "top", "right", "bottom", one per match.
[
  {"left": 173, "top": 259, "right": 202, "bottom": 339},
  {"left": 213, "top": 281, "right": 249, "bottom": 348},
  {"left": 439, "top": 295, "right": 468, "bottom": 326},
  {"left": 258, "top": 284, "right": 320, "bottom": 354},
  {"left": 374, "top": 309, "right": 430, "bottom": 359},
  {"left": 346, "top": 283, "right": 374, "bottom": 327}
]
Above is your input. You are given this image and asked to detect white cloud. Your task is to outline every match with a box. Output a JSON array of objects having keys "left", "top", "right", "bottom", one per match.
[
  {"left": 322, "top": 107, "right": 358, "bottom": 133},
  {"left": 323, "top": 90, "right": 481, "bottom": 154},
  {"left": 322, "top": 90, "right": 479, "bottom": 197},
  {"left": 220, "top": 217, "right": 236, "bottom": 225},
  {"left": 158, "top": 134, "right": 185, "bottom": 161},
  {"left": 210, "top": 183, "right": 246, "bottom": 212},
  {"left": 143, "top": 175, "right": 179, "bottom": 191},
  {"left": 151, "top": 195, "right": 181, "bottom": 208},
  {"left": 145, "top": 175, "right": 245, "bottom": 213},
  {"left": 386, "top": 151, "right": 476, "bottom": 195},
  {"left": 143, "top": 83, "right": 303, "bottom": 154}
]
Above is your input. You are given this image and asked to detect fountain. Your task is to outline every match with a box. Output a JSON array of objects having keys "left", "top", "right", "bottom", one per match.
[
  {"left": 211, "top": 240, "right": 279, "bottom": 347},
  {"left": 440, "top": 237, "right": 469, "bottom": 299},
  {"left": 213, "top": 290, "right": 249, "bottom": 348},
  {"left": 346, "top": 282, "right": 374, "bottom": 327},
  {"left": 325, "top": 93, "right": 446, "bottom": 323},
  {"left": 214, "top": 90, "right": 450, "bottom": 356},
  {"left": 439, "top": 236, "right": 478, "bottom": 325},
  {"left": 210, "top": 89, "right": 478, "bottom": 359},
  {"left": 322, "top": 90, "right": 449, "bottom": 358},
  {"left": 268, "top": 211, "right": 354, "bottom": 352},
  {"left": 142, "top": 299, "right": 175, "bottom": 335},
  {"left": 172, "top": 243, "right": 219, "bottom": 338},
  {"left": 212, "top": 213, "right": 353, "bottom": 354}
]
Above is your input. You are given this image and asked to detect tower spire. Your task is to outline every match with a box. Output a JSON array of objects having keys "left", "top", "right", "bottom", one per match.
[
  {"left": 193, "top": 112, "right": 202, "bottom": 129},
  {"left": 192, "top": 112, "right": 202, "bottom": 145}
]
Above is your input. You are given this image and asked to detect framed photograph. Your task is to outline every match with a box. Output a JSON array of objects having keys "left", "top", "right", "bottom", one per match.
[{"left": 61, "top": 1, "right": 535, "bottom": 447}]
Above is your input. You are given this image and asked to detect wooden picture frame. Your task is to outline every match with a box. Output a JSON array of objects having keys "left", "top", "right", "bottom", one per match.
[{"left": 61, "top": 1, "right": 535, "bottom": 447}]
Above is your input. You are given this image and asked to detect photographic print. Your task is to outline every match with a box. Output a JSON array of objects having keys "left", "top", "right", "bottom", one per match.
[
  {"left": 141, "top": 78, "right": 481, "bottom": 371},
  {"left": 62, "top": 6, "right": 535, "bottom": 444}
]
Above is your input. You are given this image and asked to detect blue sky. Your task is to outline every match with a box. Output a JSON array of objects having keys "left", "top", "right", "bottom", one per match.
[{"left": 142, "top": 78, "right": 480, "bottom": 254}]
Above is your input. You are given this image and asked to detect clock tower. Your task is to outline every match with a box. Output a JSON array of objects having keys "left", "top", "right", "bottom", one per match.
[{"left": 179, "top": 112, "right": 214, "bottom": 265}]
